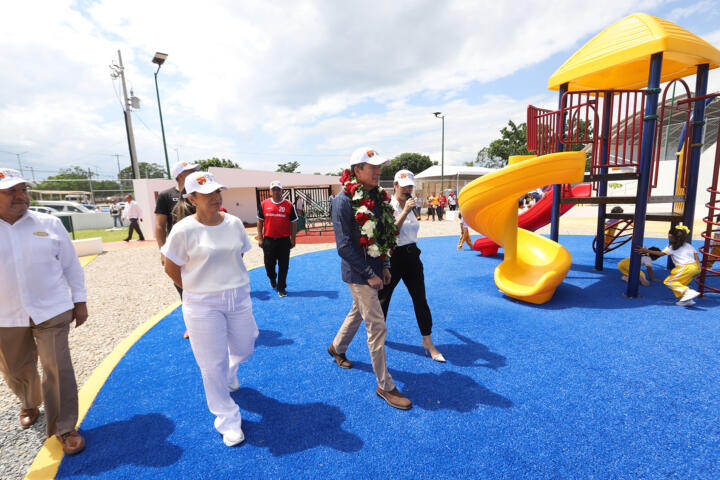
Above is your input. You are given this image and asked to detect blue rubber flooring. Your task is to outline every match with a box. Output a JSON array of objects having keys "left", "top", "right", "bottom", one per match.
[{"left": 57, "top": 235, "right": 720, "bottom": 479}]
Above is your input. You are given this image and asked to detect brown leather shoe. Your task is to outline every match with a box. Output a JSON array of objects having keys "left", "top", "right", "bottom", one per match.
[
  {"left": 56, "top": 430, "right": 85, "bottom": 455},
  {"left": 20, "top": 407, "right": 40, "bottom": 428},
  {"left": 327, "top": 344, "right": 353, "bottom": 369},
  {"left": 376, "top": 386, "right": 412, "bottom": 410}
]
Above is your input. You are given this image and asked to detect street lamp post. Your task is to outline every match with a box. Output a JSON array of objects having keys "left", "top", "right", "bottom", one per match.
[
  {"left": 433, "top": 112, "right": 445, "bottom": 192},
  {"left": 152, "top": 52, "right": 172, "bottom": 179}
]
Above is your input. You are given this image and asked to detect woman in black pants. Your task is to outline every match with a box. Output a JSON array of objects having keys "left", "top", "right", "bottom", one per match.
[{"left": 379, "top": 170, "right": 445, "bottom": 362}]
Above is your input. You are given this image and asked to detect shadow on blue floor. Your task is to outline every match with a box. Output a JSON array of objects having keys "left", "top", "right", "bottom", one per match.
[{"left": 57, "top": 236, "right": 720, "bottom": 479}]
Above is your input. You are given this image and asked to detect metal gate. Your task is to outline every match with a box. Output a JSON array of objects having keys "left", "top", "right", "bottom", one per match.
[{"left": 255, "top": 186, "right": 333, "bottom": 233}]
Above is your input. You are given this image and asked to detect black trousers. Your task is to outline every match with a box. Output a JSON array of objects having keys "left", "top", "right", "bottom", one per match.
[
  {"left": 263, "top": 237, "right": 291, "bottom": 290},
  {"left": 378, "top": 243, "right": 433, "bottom": 336},
  {"left": 125, "top": 218, "right": 144, "bottom": 240},
  {"left": 436, "top": 206, "right": 445, "bottom": 220}
]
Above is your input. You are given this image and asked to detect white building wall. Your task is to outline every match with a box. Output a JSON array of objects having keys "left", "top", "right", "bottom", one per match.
[{"left": 222, "top": 188, "right": 259, "bottom": 224}]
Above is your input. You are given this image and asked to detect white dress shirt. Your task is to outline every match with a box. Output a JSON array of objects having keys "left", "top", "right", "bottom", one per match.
[
  {"left": 123, "top": 200, "right": 142, "bottom": 220},
  {"left": 0, "top": 211, "right": 86, "bottom": 327},
  {"left": 390, "top": 196, "right": 419, "bottom": 247}
]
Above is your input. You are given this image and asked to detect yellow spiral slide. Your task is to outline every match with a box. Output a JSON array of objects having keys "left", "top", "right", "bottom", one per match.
[{"left": 458, "top": 152, "right": 586, "bottom": 304}]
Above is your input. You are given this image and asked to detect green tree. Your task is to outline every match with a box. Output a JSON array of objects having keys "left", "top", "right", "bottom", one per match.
[
  {"left": 118, "top": 162, "right": 167, "bottom": 179},
  {"left": 196, "top": 157, "right": 240, "bottom": 170},
  {"left": 324, "top": 169, "right": 343, "bottom": 176},
  {"left": 380, "top": 153, "right": 436, "bottom": 180},
  {"left": 475, "top": 120, "right": 530, "bottom": 168},
  {"left": 34, "top": 166, "right": 120, "bottom": 192},
  {"left": 276, "top": 161, "right": 300, "bottom": 173}
]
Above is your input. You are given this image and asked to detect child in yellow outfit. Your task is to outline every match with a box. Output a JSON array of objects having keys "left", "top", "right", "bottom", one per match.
[
  {"left": 457, "top": 213, "right": 473, "bottom": 250},
  {"left": 618, "top": 246, "right": 662, "bottom": 286},
  {"left": 637, "top": 224, "right": 701, "bottom": 306}
]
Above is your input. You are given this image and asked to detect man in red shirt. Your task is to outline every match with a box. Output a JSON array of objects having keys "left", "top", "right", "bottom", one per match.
[
  {"left": 437, "top": 192, "right": 447, "bottom": 221},
  {"left": 257, "top": 181, "right": 297, "bottom": 297}
]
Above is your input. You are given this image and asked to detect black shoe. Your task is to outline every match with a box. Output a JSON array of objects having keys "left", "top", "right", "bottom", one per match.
[
  {"left": 123, "top": 238, "right": 130, "bottom": 242},
  {"left": 270, "top": 280, "right": 277, "bottom": 289},
  {"left": 278, "top": 289, "right": 287, "bottom": 297}
]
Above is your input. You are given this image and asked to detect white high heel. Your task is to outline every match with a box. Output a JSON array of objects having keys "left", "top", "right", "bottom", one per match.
[{"left": 425, "top": 348, "right": 446, "bottom": 363}]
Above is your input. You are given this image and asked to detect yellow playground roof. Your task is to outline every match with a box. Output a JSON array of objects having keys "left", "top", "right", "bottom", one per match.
[{"left": 548, "top": 13, "right": 720, "bottom": 91}]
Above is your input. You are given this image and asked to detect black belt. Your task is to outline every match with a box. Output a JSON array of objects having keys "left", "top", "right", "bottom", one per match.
[{"left": 395, "top": 243, "right": 418, "bottom": 252}]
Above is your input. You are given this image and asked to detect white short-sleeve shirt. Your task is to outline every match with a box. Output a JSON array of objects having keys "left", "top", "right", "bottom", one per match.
[
  {"left": 640, "top": 256, "right": 653, "bottom": 267},
  {"left": 662, "top": 242, "right": 697, "bottom": 266},
  {"left": 390, "top": 196, "right": 419, "bottom": 246},
  {"left": 161, "top": 213, "right": 252, "bottom": 293}
]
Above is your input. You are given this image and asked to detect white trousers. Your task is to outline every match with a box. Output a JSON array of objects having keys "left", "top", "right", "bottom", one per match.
[{"left": 182, "top": 284, "right": 259, "bottom": 434}]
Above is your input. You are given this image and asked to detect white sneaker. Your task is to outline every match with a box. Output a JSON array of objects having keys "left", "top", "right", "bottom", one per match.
[
  {"left": 681, "top": 289, "right": 700, "bottom": 302},
  {"left": 222, "top": 429, "right": 245, "bottom": 447},
  {"left": 676, "top": 299, "right": 691, "bottom": 306},
  {"left": 228, "top": 377, "right": 240, "bottom": 392}
]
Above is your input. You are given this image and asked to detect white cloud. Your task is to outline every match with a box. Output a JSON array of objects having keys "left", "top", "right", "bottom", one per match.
[{"left": 10, "top": 0, "right": 713, "bottom": 179}]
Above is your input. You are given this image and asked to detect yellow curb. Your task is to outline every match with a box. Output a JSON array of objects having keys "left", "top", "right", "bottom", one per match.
[
  {"left": 78, "top": 254, "right": 98, "bottom": 268},
  {"left": 24, "top": 300, "right": 181, "bottom": 480}
]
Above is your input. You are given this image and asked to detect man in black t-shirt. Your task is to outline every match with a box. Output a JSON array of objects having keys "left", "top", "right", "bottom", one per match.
[{"left": 155, "top": 161, "right": 200, "bottom": 339}]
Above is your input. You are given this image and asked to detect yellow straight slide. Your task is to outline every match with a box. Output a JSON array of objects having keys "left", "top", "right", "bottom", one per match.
[{"left": 458, "top": 152, "right": 586, "bottom": 304}]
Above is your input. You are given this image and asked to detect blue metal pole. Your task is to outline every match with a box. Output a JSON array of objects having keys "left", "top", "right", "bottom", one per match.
[
  {"left": 682, "top": 64, "right": 710, "bottom": 235},
  {"left": 595, "top": 91, "right": 613, "bottom": 270},
  {"left": 550, "top": 82, "right": 569, "bottom": 242},
  {"left": 626, "top": 52, "right": 663, "bottom": 298}
]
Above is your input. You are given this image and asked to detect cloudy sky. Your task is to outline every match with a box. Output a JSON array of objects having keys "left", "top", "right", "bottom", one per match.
[{"left": 1, "top": 0, "right": 719, "bottom": 180}]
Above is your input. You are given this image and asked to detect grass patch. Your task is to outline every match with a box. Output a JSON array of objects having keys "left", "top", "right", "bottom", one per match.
[{"left": 71, "top": 227, "right": 133, "bottom": 243}]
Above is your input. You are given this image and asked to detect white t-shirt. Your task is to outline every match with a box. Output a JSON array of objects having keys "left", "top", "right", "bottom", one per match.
[
  {"left": 460, "top": 217, "right": 469, "bottom": 229},
  {"left": 662, "top": 242, "right": 697, "bottom": 266},
  {"left": 161, "top": 213, "right": 252, "bottom": 293},
  {"left": 390, "top": 196, "right": 419, "bottom": 247},
  {"left": 640, "top": 256, "right": 652, "bottom": 267}
]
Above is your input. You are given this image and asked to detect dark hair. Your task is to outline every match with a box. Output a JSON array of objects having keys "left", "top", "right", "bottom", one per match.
[
  {"left": 172, "top": 188, "right": 196, "bottom": 222},
  {"left": 350, "top": 163, "right": 365, "bottom": 175},
  {"left": 458, "top": 212, "right": 463, "bottom": 219},
  {"left": 646, "top": 246, "right": 663, "bottom": 260},
  {"left": 668, "top": 225, "right": 689, "bottom": 249},
  {"left": 611, "top": 206, "right": 623, "bottom": 214}
]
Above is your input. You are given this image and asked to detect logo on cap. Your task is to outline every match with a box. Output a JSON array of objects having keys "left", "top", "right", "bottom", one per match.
[
  {"left": 181, "top": 162, "right": 188, "bottom": 166},
  {"left": 400, "top": 173, "right": 407, "bottom": 179},
  {"left": 196, "top": 176, "right": 207, "bottom": 185},
  {"left": 0, "top": 172, "right": 5, "bottom": 179},
  {"left": 367, "top": 150, "right": 376, "bottom": 158}
]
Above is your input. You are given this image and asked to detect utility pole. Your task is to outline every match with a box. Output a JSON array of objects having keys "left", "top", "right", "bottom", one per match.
[
  {"left": 113, "top": 154, "right": 124, "bottom": 195},
  {"left": 111, "top": 50, "right": 140, "bottom": 179},
  {"left": 27, "top": 166, "right": 36, "bottom": 183},
  {"left": 87, "top": 168, "right": 95, "bottom": 203}
]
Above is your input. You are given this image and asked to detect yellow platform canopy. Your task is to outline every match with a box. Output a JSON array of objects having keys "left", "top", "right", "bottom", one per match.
[{"left": 548, "top": 13, "right": 720, "bottom": 91}]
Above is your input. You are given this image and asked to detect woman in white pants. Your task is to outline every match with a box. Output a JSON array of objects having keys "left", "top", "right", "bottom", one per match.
[{"left": 161, "top": 171, "right": 258, "bottom": 447}]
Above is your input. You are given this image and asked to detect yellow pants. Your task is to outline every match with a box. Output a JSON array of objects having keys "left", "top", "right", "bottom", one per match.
[
  {"left": 458, "top": 228, "right": 473, "bottom": 249},
  {"left": 664, "top": 263, "right": 701, "bottom": 298},
  {"left": 617, "top": 257, "right": 648, "bottom": 282}
]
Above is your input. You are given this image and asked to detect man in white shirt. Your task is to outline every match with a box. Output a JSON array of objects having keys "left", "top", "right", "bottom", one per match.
[
  {"left": 0, "top": 168, "right": 88, "bottom": 455},
  {"left": 122, "top": 194, "right": 145, "bottom": 242}
]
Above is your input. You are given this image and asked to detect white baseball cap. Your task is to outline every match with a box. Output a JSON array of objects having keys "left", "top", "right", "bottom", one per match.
[
  {"left": 350, "top": 147, "right": 389, "bottom": 166},
  {"left": 183, "top": 171, "right": 227, "bottom": 197},
  {"left": 270, "top": 180, "right": 283, "bottom": 189},
  {"left": 394, "top": 169, "right": 415, "bottom": 187},
  {"left": 171, "top": 161, "right": 200, "bottom": 179},
  {"left": 0, "top": 168, "right": 35, "bottom": 189}
]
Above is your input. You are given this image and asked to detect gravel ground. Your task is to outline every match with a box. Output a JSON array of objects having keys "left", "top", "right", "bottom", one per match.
[{"left": 0, "top": 216, "right": 590, "bottom": 478}]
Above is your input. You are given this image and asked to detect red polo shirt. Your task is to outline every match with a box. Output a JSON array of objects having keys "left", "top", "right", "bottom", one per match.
[{"left": 257, "top": 198, "right": 298, "bottom": 238}]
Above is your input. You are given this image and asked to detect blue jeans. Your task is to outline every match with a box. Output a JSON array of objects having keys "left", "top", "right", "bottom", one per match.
[{"left": 112, "top": 215, "right": 123, "bottom": 227}]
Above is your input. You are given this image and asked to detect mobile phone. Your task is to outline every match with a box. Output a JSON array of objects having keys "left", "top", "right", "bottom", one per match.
[{"left": 404, "top": 193, "right": 412, "bottom": 200}]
